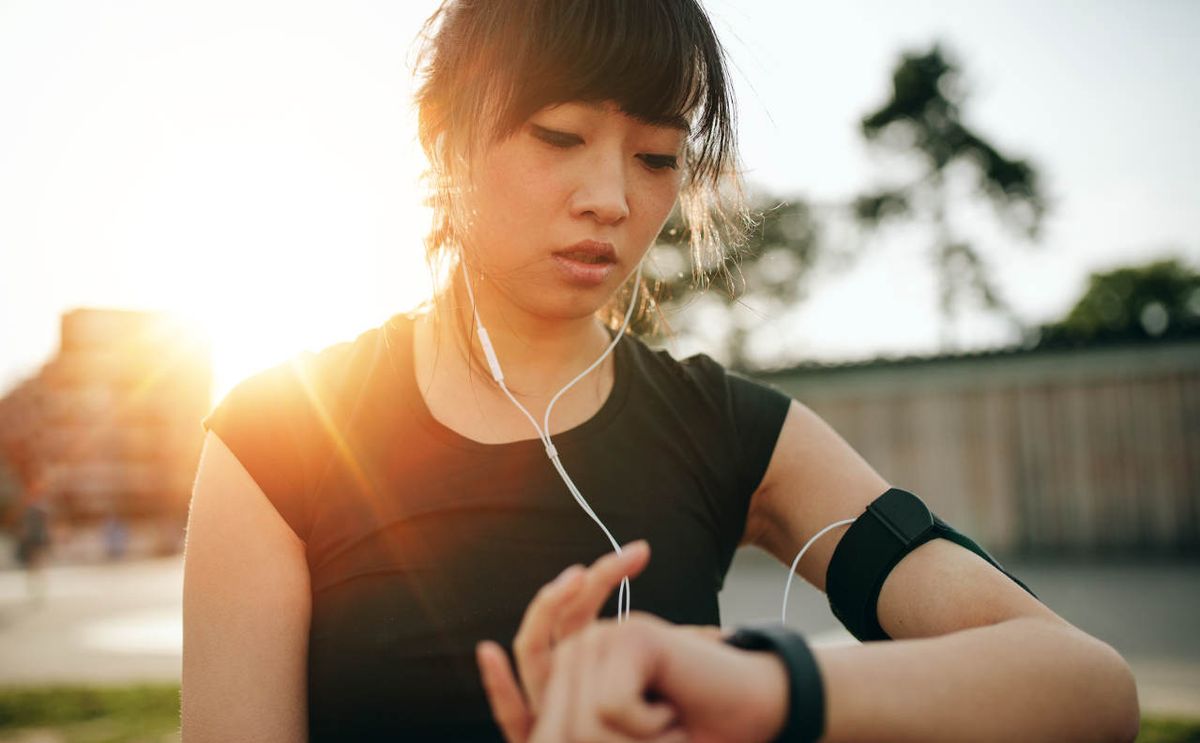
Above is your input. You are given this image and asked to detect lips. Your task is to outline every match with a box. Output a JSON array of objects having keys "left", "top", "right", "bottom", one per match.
[
  {"left": 554, "top": 240, "right": 617, "bottom": 264},
  {"left": 551, "top": 241, "right": 618, "bottom": 287},
  {"left": 559, "top": 252, "right": 610, "bottom": 264}
]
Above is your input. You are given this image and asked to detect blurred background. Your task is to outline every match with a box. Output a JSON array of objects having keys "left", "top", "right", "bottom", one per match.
[{"left": 1, "top": 1, "right": 1197, "bottom": 740}]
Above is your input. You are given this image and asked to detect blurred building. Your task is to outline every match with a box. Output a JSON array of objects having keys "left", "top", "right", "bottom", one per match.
[
  {"left": 759, "top": 337, "right": 1200, "bottom": 557},
  {"left": 0, "top": 309, "right": 211, "bottom": 561}
]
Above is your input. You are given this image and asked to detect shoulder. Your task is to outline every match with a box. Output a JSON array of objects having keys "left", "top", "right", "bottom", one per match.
[
  {"left": 625, "top": 336, "right": 791, "bottom": 421},
  {"left": 621, "top": 335, "right": 734, "bottom": 406},
  {"left": 200, "top": 321, "right": 396, "bottom": 491},
  {"left": 623, "top": 335, "right": 793, "bottom": 486},
  {"left": 198, "top": 320, "right": 398, "bottom": 539}
]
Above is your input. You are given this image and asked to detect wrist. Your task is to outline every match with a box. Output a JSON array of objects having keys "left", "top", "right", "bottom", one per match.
[
  {"left": 725, "top": 625, "right": 826, "bottom": 743},
  {"left": 742, "top": 651, "right": 791, "bottom": 742}
]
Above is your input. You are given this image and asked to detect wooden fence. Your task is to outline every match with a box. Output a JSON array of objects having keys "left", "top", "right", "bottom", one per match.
[{"left": 755, "top": 340, "right": 1200, "bottom": 555}]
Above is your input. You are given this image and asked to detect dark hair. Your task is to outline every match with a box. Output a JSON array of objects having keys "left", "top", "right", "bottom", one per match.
[{"left": 412, "top": 0, "right": 747, "bottom": 358}]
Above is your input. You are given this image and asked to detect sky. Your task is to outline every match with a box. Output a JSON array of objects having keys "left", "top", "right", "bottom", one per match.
[{"left": 1, "top": 0, "right": 1197, "bottom": 400}]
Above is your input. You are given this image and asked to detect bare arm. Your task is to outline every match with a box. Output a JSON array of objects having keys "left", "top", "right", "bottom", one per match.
[
  {"left": 181, "top": 431, "right": 311, "bottom": 742},
  {"left": 743, "top": 400, "right": 1139, "bottom": 742}
]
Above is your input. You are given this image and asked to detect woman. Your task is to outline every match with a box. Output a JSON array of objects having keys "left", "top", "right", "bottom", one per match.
[{"left": 182, "top": 1, "right": 1138, "bottom": 741}]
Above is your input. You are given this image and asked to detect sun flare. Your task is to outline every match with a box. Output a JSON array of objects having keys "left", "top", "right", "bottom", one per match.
[{"left": 177, "top": 242, "right": 433, "bottom": 407}]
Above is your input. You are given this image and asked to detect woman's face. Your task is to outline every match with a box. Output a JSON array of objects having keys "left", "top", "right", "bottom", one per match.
[{"left": 462, "top": 100, "right": 686, "bottom": 321}]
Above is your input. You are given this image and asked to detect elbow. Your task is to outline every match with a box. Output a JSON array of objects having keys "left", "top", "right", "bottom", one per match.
[
  {"left": 1111, "top": 655, "right": 1141, "bottom": 742},
  {"left": 1027, "top": 619, "right": 1140, "bottom": 742},
  {"left": 1089, "top": 637, "right": 1141, "bottom": 742}
]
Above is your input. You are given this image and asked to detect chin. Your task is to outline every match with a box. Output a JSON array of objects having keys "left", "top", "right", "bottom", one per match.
[{"left": 535, "top": 292, "right": 614, "bottom": 323}]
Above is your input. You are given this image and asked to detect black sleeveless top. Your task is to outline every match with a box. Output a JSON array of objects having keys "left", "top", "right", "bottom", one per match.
[{"left": 201, "top": 312, "right": 792, "bottom": 741}]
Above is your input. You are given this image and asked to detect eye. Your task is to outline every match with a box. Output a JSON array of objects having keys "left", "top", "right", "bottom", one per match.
[
  {"left": 530, "top": 124, "right": 581, "bottom": 148},
  {"left": 639, "top": 154, "right": 679, "bottom": 171}
]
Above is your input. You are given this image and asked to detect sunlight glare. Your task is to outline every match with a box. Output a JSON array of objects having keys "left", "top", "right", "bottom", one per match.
[{"left": 67, "top": 25, "right": 433, "bottom": 404}]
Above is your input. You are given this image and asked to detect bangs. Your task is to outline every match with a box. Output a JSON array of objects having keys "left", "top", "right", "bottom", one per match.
[{"left": 423, "top": 0, "right": 735, "bottom": 187}]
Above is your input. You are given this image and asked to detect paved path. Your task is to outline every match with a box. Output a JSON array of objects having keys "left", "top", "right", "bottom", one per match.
[
  {"left": 1, "top": 550, "right": 1197, "bottom": 718},
  {"left": 0, "top": 558, "right": 182, "bottom": 686}
]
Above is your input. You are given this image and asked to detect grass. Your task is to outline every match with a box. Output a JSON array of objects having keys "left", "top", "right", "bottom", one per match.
[
  {"left": 0, "top": 684, "right": 1196, "bottom": 741},
  {"left": 1139, "top": 717, "right": 1200, "bottom": 743},
  {"left": 0, "top": 685, "right": 179, "bottom": 743}
]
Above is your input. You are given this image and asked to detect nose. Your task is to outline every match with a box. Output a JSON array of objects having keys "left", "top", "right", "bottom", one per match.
[{"left": 570, "top": 151, "right": 630, "bottom": 226}]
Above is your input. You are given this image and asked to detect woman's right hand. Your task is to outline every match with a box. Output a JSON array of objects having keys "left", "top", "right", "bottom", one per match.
[
  {"left": 517, "top": 541, "right": 651, "bottom": 710},
  {"left": 476, "top": 541, "right": 652, "bottom": 739}
]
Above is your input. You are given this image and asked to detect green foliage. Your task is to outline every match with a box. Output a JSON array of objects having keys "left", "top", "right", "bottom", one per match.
[
  {"left": 853, "top": 188, "right": 910, "bottom": 225},
  {"left": 0, "top": 684, "right": 178, "bottom": 732},
  {"left": 1137, "top": 717, "right": 1200, "bottom": 743},
  {"left": 1035, "top": 258, "right": 1200, "bottom": 347},
  {"left": 858, "top": 44, "right": 1044, "bottom": 238}
]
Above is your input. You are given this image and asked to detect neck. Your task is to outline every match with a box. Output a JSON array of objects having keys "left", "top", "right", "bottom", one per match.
[{"left": 435, "top": 273, "right": 613, "bottom": 397}]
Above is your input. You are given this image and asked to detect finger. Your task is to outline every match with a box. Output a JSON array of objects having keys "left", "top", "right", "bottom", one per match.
[
  {"left": 477, "top": 640, "right": 533, "bottom": 743},
  {"left": 513, "top": 564, "right": 586, "bottom": 709},
  {"left": 567, "top": 625, "right": 609, "bottom": 742},
  {"left": 557, "top": 541, "right": 650, "bottom": 634},
  {"left": 528, "top": 633, "right": 580, "bottom": 743}
]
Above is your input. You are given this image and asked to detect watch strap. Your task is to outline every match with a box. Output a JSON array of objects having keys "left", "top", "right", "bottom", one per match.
[{"left": 724, "top": 624, "right": 824, "bottom": 743}]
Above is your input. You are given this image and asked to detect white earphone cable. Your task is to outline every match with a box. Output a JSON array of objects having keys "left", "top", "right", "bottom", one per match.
[
  {"left": 781, "top": 518, "right": 856, "bottom": 624},
  {"left": 460, "top": 259, "right": 643, "bottom": 621}
]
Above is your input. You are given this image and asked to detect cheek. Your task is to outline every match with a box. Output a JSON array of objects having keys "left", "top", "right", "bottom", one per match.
[
  {"left": 474, "top": 155, "right": 561, "bottom": 235},
  {"left": 634, "top": 178, "right": 682, "bottom": 236}
]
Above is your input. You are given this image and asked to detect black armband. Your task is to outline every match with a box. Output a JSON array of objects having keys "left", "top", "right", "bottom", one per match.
[
  {"left": 825, "top": 487, "right": 1038, "bottom": 642},
  {"left": 724, "top": 624, "right": 824, "bottom": 743}
]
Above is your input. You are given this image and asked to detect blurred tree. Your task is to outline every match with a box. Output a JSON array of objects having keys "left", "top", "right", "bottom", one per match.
[
  {"left": 853, "top": 43, "right": 1047, "bottom": 350},
  {"left": 1033, "top": 257, "right": 1200, "bottom": 348},
  {"left": 646, "top": 43, "right": 1049, "bottom": 367},
  {"left": 643, "top": 195, "right": 822, "bottom": 368}
]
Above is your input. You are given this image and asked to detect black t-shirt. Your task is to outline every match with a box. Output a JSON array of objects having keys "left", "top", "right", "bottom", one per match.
[{"left": 201, "top": 311, "right": 792, "bottom": 741}]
